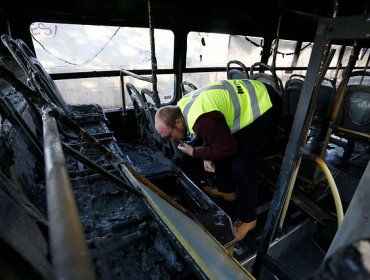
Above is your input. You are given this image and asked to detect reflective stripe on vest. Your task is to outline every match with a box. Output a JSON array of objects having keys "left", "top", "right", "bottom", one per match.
[
  {"left": 183, "top": 84, "right": 225, "bottom": 125},
  {"left": 182, "top": 80, "right": 264, "bottom": 134}
]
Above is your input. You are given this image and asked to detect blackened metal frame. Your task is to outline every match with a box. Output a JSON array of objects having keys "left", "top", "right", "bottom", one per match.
[{"left": 253, "top": 15, "right": 370, "bottom": 277}]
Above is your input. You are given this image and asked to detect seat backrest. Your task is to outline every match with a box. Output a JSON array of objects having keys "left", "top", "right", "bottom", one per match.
[
  {"left": 335, "top": 85, "right": 370, "bottom": 135},
  {"left": 226, "top": 60, "right": 249, "bottom": 79},
  {"left": 141, "top": 88, "right": 161, "bottom": 108},
  {"left": 2, "top": 35, "right": 108, "bottom": 123},
  {"left": 249, "top": 62, "right": 284, "bottom": 97},
  {"left": 180, "top": 81, "right": 198, "bottom": 96},
  {"left": 227, "top": 69, "right": 247, "bottom": 80},
  {"left": 315, "top": 84, "right": 336, "bottom": 119},
  {"left": 283, "top": 76, "right": 304, "bottom": 115},
  {"left": 250, "top": 72, "right": 284, "bottom": 97},
  {"left": 283, "top": 74, "right": 336, "bottom": 119}
]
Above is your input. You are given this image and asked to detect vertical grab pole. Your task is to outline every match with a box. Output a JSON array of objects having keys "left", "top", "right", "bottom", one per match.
[
  {"left": 252, "top": 21, "right": 329, "bottom": 277},
  {"left": 147, "top": 0, "right": 161, "bottom": 108}
]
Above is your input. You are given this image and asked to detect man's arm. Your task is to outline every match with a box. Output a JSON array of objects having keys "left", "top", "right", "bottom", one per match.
[{"left": 191, "top": 111, "right": 238, "bottom": 160}]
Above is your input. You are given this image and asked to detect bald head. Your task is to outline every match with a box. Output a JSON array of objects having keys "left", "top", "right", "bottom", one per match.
[
  {"left": 155, "top": 105, "right": 182, "bottom": 127},
  {"left": 155, "top": 105, "right": 186, "bottom": 140}
]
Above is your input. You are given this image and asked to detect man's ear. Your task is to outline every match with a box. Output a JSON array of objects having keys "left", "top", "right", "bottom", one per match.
[{"left": 175, "top": 117, "right": 185, "bottom": 128}]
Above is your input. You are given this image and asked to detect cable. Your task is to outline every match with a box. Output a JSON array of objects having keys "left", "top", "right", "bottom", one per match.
[
  {"left": 31, "top": 27, "right": 121, "bottom": 66},
  {"left": 300, "top": 148, "right": 344, "bottom": 226}
]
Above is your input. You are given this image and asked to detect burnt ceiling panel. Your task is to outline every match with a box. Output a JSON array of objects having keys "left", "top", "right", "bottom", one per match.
[{"left": 0, "top": 0, "right": 369, "bottom": 42}]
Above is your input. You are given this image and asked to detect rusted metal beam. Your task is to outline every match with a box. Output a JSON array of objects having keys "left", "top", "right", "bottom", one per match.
[{"left": 43, "top": 108, "right": 96, "bottom": 280}]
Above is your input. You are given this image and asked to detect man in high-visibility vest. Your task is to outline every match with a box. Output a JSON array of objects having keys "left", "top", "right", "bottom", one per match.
[{"left": 155, "top": 79, "right": 282, "bottom": 241}]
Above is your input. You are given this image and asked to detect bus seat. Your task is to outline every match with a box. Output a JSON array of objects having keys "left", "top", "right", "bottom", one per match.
[
  {"left": 332, "top": 83, "right": 370, "bottom": 164},
  {"left": 226, "top": 60, "right": 249, "bottom": 79},
  {"left": 282, "top": 74, "right": 337, "bottom": 163},
  {"left": 334, "top": 85, "right": 370, "bottom": 136},
  {"left": 126, "top": 83, "right": 156, "bottom": 140},
  {"left": 283, "top": 74, "right": 336, "bottom": 120},
  {"left": 180, "top": 81, "right": 197, "bottom": 96},
  {"left": 283, "top": 76, "right": 304, "bottom": 116},
  {"left": 126, "top": 83, "right": 185, "bottom": 162},
  {"left": 141, "top": 87, "right": 161, "bottom": 108},
  {"left": 249, "top": 62, "right": 284, "bottom": 97},
  {"left": 1, "top": 34, "right": 107, "bottom": 123}
]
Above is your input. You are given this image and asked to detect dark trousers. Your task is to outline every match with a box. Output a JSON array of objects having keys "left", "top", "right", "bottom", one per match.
[{"left": 214, "top": 89, "right": 282, "bottom": 222}]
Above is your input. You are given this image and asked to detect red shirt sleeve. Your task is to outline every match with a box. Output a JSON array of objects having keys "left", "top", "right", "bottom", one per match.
[{"left": 191, "top": 111, "right": 238, "bottom": 160}]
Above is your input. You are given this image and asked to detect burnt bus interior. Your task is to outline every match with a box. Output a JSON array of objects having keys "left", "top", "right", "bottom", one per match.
[{"left": 0, "top": 0, "right": 370, "bottom": 279}]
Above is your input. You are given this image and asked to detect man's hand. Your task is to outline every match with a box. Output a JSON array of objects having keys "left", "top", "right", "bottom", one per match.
[
  {"left": 203, "top": 160, "right": 215, "bottom": 172},
  {"left": 177, "top": 142, "right": 194, "bottom": 156}
]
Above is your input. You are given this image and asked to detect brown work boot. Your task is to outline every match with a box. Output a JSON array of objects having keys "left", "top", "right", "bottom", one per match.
[
  {"left": 233, "top": 219, "right": 257, "bottom": 241},
  {"left": 203, "top": 186, "right": 236, "bottom": 201}
]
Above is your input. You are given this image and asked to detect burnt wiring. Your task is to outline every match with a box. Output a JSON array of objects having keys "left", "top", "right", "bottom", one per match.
[
  {"left": 244, "top": 36, "right": 313, "bottom": 58},
  {"left": 31, "top": 27, "right": 121, "bottom": 66}
]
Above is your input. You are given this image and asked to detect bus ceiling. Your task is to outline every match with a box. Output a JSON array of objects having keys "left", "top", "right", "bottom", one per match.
[{"left": 0, "top": 0, "right": 369, "bottom": 44}]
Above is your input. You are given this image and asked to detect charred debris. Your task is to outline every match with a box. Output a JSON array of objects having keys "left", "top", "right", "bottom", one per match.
[
  {"left": 1, "top": 13, "right": 370, "bottom": 280},
  {"left": 0, "top": 34, "right": 251, "bottom": 279}
]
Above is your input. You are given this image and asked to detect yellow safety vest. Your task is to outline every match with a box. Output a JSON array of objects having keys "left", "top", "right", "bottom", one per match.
[{"left": 177, "top": 79, "right": 272, "bottom": 135}]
